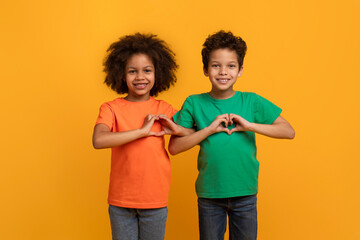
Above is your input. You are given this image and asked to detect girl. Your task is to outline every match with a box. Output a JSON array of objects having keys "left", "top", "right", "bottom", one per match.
[{"left": 93, "top": 33, "right": 186, "bottom": 240}]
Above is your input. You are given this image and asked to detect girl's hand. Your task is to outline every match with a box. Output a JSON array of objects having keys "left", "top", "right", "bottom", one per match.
[
  {"left": 141, "top": 114, "right": 165, "bottom": 137},
  {"left": 207, "top": 114, "right": 231, "bottom": 135},
  {"left": 229, "top": 114, "right": 253, "bottom": 134}
]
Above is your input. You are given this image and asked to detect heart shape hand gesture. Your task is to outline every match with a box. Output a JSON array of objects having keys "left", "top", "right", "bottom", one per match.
[
  {"left": 141, "top": 114, "right": 164, "bottom": 137},
  {"left": 207, "top": 114, "right": 232, "bottom": 135},
  {"left": 141, "top": 114, "right": 180, "bottom": 137},
  {"left": 142, "top": 113, "right": 252, "bottom": 137},
  {"left": 228, "top": 113, "right": 252, "bottom": 134},
  {"left": 208, "top": 113, "right": 252, "bottom": 135}
]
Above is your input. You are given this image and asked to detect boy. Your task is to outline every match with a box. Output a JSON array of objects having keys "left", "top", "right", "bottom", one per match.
[{"left": 169, "top": 30, "right": 295, "bottom": 240}]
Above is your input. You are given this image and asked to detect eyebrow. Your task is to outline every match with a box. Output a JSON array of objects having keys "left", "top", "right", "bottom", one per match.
[
  {"left": 127, "top": 65, "right": 154, "bottom": 69},
  {"left": 209, "top": 61, "right": 238, "bottom": 64}
]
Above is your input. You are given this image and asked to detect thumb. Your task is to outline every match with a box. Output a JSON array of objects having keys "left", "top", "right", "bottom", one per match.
[
  {"left": 148, "top": 131, "right": 165, "bottom": 137},
  {"left": 224, "top": 128, "right": 231, "bottom": 135},
  {"left": 229, "top": 128, "right": 237, "bottom": 135}
]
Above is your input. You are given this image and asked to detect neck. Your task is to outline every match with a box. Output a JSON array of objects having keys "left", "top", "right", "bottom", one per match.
[
  {"left": 124, "top": 94, "right": 151, "bottom": 102},
  {"left": 209, "top": 89, "right": 235, "bottom": 99}
]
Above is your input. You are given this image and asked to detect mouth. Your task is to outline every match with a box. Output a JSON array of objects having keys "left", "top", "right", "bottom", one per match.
[
  {"left": 133, "top": 83, "right": 149, "bottom": 89},
  {"left": 216, "top": 78, "right": 230, "bottom": 84}
]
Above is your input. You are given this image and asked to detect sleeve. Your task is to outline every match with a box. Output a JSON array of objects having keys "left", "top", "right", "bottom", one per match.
[
  {"left": 253, "top": 94, "right": 282, "bottom": 124},
  {"left": 173, "top": 97, "right": 196, "bottom": 129},
  {"left": 95, "top": 103, "right": 114, "bottom": 130},
  {"left": 163, "top": 102, "right": 178, "bottom": 119}
]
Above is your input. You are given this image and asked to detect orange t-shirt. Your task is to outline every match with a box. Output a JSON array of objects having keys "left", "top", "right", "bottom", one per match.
[{"left": 95, "top": 97, "right": 178, "bottom": 209}]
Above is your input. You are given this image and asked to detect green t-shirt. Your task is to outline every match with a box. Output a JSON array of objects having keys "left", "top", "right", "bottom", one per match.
[{"left": 174, "top": 91, "right": 282, "bottom": 198}]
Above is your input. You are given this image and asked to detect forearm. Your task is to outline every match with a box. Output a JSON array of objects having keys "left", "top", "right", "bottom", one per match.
[
  {"left": 248, "top": 121, "right": 295, "bottom": 139},
  {"left": 169, "top": 127, "right": 212, "bottom": 155},
  {"left": 93, "top": 128, "right": 147, "bottom": 149},
  {"left": 173, "top": 125, "right": 196, "bottom": 137}
]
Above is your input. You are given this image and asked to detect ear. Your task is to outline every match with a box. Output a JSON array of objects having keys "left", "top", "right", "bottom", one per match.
[
  {"left": 237, "top": 66, "right": 244, "bottom": 77},
  {"left": 203, "top": 67, "right": 209, "bottom": 77}
]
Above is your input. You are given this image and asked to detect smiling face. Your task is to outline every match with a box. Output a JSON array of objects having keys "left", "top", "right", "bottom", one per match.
[
  {"left": 204, "top": 48, "right": 243, "bottom": 99},
  {"left": 124, "top": 53, "right": 155, "bottom": 102}
]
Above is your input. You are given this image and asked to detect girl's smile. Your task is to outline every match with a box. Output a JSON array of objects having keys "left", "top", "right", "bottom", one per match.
[{"left": 124, "top": 53, "right": 155, "bottom": 102}]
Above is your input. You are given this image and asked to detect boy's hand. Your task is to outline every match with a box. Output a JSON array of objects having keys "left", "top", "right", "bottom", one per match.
[
  {"left": 207, "top": 114, "right": 231, "bottom": 135},
  {"left": 141, "top": 114, "right": 165, "bottom": 137},
  {"left": 157, "top": 114, "right": 180, "bottom": 135},
  {"left": 229, "top": 114, "right": 253, "bottom": 134}
]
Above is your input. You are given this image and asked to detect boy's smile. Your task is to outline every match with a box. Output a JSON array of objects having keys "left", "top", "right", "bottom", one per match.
[
  {"left": 204, "top": 48, "right": 243, "bottom": 99},
  {"left": 125, "top": 53, "right": 155, "bottom": 102}
]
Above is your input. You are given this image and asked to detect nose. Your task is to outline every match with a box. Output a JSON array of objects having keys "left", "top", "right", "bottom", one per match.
[
  {"left": 219, "top": 67, "right": 227, "bottom": 75},
  {"left": 135, "top": 72, "right": 145, "bottom": 80}
]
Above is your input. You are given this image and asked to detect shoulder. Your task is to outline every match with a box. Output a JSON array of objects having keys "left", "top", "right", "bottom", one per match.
[
  {"left": 237, "top": 91, "right": 269, "bottom": 104},
  {"left": 236, "top": 91, "right": 258, "bottom": 99},
  {"left": 101, "top": 98, "right": 124, "bottom": 107},
  {"left": 98, "top": 98, "right": 128, "bottom": 114},
  {"left": 152, "top": 98, "right": 174, "bottom": 109},
  {"left": 151, "top": 97, "right": 178, "bottom": 115},
  {"left": 185, "top": 93, "right": 209, "bottom": 103}
]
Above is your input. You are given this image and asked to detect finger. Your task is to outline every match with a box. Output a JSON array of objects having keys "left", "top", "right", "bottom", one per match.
[
  {"left": 229, "top": 127, "right": 242, "bottom": 134},
  {"left": 230, "top": 126, "right": 245, "bottom": 134},
  {"left": 157, "top": 114, "right": 168, "bottom": 119},
  {"left": 228, "top": 114, "right": 233, "bottom": 126},
  {"left": 146, "top": 114, "right": 155, "bottom": 121},
  {"left": 147, "top": 115, "right": 157, "bottom": 123},
  {"left": 147, "top": 131, "right": 156, "bottom": 136},
  {"left": 224, "top": 128, "right": 231, "bottom": 135},
  {"left": 219, "top": 118, "right": 228, "bottom": 127},
  {"left": 229, "top": 113, "right": 236, "bottom": 121},
  {"left": 152, "top": 131, "right": 165, "bottom": 137},
  {"left": 221, "top": 117, "right": 229, "bottom": 127},
  {"left": 159, "top": 116, "right": 171, "bottom": 125},
  {"left": 216, "top": 114, "right": 230, "bottom": 120},
  {"left": 143, "top": 116, "right": 157, "bottom": 130},
  {"left": 215, "top": 127, "right": 227, "bottom": 133},
  {"left": 148, "top": 131, "right": 161, "bottom": 136},
  {"left": 161, "top": 119, "right": 176, "bottom": 130},
  {"left": 211, "top": 118, "right": 225, "bottom": 128}
]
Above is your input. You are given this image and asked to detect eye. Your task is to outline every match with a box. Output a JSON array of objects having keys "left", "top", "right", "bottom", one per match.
[
  {"left": 229, "top": 64, "right": 236, "bottom": 68},
  {"left": 144, "top": 69, "right": 153, "bottom": 73},
  {"left": 211, "top": 64, "right": 220, "bottom": 68},
  {"left": 128, "top": 70, "right": 136, "bottom": 74}
]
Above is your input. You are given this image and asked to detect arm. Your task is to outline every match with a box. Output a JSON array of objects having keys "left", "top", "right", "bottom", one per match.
[
  {"left": 168, "top": 114, "right": 231, "bottom": 155},
  {"left": 92, "top": 114, "right": 163, "bottom": 149},
  {"left": 230, "top": 114, "right": 295, "bottom": 139}
]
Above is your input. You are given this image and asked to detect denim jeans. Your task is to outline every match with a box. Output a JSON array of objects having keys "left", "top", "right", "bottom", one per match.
[
  {"left": 198, "top": 195, "right": 257, "bottom": 240},
  {"left": 108, "top": 205, "right": 168, "bottom": 240}
]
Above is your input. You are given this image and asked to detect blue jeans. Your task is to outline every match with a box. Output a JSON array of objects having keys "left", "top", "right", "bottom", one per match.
[
  {"left": 198, "top": 195, "right": 257, "bottom": 240},
  {"left": 108, "top": 205, "right": 168, "bottom": 240}
]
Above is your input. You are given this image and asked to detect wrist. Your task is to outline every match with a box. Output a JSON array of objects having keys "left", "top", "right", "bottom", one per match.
[
  {"left": 138, "top": 128, "right": 148, "bottom": 138},
  {"left": 172, "top": 125, "right": 181, "bottom": 136},
  {"left": 247, "top": 122, "right": 256, "bottom": 132},
  {"left": 203, "top": 126, "right": 215, "bottom": 136}
]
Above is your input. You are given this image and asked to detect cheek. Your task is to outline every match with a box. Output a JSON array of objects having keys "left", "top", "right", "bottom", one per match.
[
  {"left": 125, "top": 76, "right": 133, "bottom": 88},
  {"left": 150, "top": 74, "right": 155, "bottom": 84}
]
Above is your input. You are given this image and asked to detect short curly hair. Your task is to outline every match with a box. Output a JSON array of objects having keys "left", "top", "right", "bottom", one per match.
[
  {"left": 103, "top": 33, "right": 178, "bottom": 96},
  {"left": 202, "top": 30, "right": 247, "bottom": 70}
]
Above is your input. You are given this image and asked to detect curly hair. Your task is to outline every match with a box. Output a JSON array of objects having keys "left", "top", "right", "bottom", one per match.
[
  {"left": 103, "top": 33, "right": 178, "bottom": 96},
  {"left": 202, "top": 30, "right": 247, "bottom": 70}
]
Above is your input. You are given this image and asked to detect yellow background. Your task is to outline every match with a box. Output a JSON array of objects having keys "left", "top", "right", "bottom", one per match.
[{"left": 1, "top": 0, "right": 359, "bottom": 239}]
